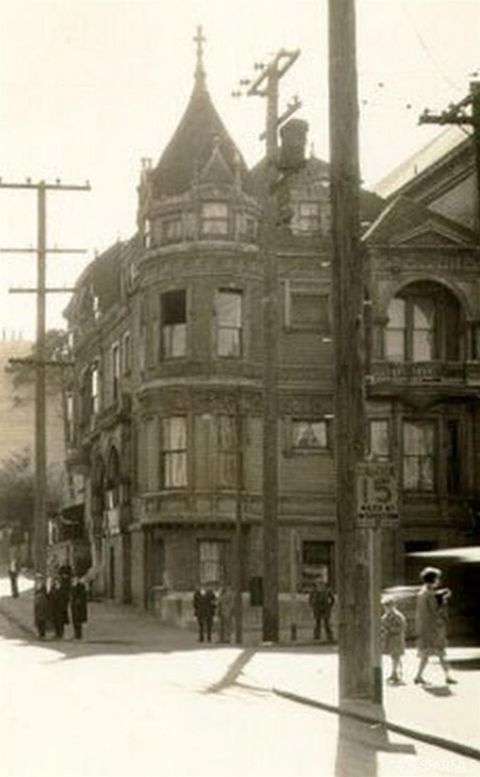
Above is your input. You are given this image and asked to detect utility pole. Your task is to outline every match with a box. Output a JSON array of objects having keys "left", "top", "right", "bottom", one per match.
[
  {"left": 419, "top": 81, "right": 480, "bottom": 233},
  {"left": 234, "top": 390, "right": 244, "bottom": 644},
  {"left": 0, "top": 179, "right": 90, "bottom": 574},
  {"left": 329, "top": 0, "right": 375, "bottom": 701},
  {"left": 235, "top": 49, "right": 300, "bottom": 642}
]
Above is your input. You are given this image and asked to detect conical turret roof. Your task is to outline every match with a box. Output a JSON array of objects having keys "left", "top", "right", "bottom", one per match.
[{"left": 152, "top": 31, "right": 248, "bottom": 197}]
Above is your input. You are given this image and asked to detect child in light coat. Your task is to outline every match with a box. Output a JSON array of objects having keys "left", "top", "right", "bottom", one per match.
[{"left": 381, "top": 597, "right": 407, "bottom": 684}]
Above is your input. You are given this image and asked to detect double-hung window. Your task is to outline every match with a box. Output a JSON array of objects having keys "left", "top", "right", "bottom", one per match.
[
  {"left": 161, "top": 417, "right": 187, "bottom": 488},
  {"left": 202, "top": 202, "right": 229, "bottom": 236},
  {"left": 198, "top": 540, "right": 226, "bottom": 586},
  {"left": 403, "top": 420, "right": 435, "bottom": 492},
  {"left": 216, "top": 289, "right": 243, "bottom": 357},
  {"left": 217, "top": 416, "right": 237, "bottom": 489},
  {"left": 292, "top": 420, "right": 329, "bottom": 452},
  {"left": 295, "top": 201, "right": 320, "bottom": 232},
  {"left": 369, "top": 420, "right": 390, "bottom": 461},
  {"left": 161, "top": 290, "right": 187, "bottom": 359}
]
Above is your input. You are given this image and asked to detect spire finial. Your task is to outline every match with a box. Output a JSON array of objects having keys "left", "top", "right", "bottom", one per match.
[{"left": 194, "top": 25, "right": 206, "bottom": 86}]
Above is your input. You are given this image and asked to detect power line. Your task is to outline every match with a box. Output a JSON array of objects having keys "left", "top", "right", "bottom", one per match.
[{"left": 400, "top": 1, "right": 462, "bottom": 93}]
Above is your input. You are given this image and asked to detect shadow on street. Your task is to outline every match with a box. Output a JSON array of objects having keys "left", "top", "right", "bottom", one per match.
[{"left": 335, "top": 710, "right": 416, "bottom": 777}]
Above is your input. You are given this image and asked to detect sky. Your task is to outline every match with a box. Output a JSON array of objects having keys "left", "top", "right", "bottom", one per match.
[{"left": 0, "top": 0, "right": 478, "bottom": 338}]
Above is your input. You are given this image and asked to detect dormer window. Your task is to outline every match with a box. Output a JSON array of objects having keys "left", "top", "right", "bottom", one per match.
[
  {"left": 294, "top": 201, "right": 320, "bottom": 233},
  {"left": 202, "top": 202, "right": 229, "bottom": 236}
]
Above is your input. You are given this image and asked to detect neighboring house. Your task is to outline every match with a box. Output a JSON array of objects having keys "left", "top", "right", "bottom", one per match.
[
  {"left": 375, "top": 125, "right": 477, "bottom": 232},
  {"left": 63, "top": 38, "right": 480, "bottom": 619}
]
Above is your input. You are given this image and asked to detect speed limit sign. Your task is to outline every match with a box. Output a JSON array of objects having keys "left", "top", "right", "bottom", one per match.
[{"left": 356, "top": 461, "right": 399, "bottom": 528}]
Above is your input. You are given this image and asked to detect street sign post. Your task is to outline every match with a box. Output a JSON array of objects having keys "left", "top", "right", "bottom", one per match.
[
  {"left": 356, "top": 460, "right": 399, "bottom": 529},
  {"left": 356, "top": 459, "right": 399, "bottom": 704}
]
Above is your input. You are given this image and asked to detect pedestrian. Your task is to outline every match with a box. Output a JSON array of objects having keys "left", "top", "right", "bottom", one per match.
[
  {"left": 49, "top": 577, "right": 69, "bottom": 639},
  {"left": 8, "top": 558, "right": 19, "bottom": 598},
  {"left": 33, "top": 574, "right": 49, "bottom": 639},
  {"left": 414, "top": 566, "right": 457, "bottom": 685},
  {"left": 58, "top": 561, "right": 73, "bottom": 598},
  {"left": 381, "top": 596, "right": 406, "bottom": 684},
  {"left": 308, "top": 577, "right": 335, "bottom": 642},
  {"left": 70, "top": 575, "right": 88, "bottom": 639},
  {"left": 217, "top": 585, "right": 235, "bottom": 643},
  {"left": 193, "top": 584, "right": 216, "bottom": 643}
]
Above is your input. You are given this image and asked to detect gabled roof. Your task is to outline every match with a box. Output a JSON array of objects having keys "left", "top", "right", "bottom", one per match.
[
  {"left": 363, "top": 195, "right": 477, "bottom": 247},
  {"left": 373, "top": 126, "right": 472, "bottom": 200},
  {"left": 199, "top": 141, "right": 236, "bottom": 186},
  {"left": 151, "top": 74, "right": 248, "bottom": 198}
]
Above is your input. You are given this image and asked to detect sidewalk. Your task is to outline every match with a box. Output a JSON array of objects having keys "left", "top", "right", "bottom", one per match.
[{"left": 1, "top": 574, "right": 479, "bottom": 762}]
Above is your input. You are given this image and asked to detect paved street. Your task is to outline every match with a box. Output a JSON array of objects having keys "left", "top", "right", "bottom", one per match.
[{"left": 0, "top": 577, "right": 479, "bottom": 777}]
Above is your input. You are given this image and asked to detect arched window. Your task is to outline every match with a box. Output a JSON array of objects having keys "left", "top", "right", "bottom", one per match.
[{"left": 385, "top": 282, "right": 462, "bottom": 362}]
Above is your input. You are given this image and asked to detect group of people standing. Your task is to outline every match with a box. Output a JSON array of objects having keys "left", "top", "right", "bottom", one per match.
[
  {"left": 33, "top": 563, "right": 88, "bottom": 641},
  {"left": 193, "top": 585, "right": 235, "bottom": 643},
  {"left": 381, "top": 565, "right": 457, "bottom": 686}
]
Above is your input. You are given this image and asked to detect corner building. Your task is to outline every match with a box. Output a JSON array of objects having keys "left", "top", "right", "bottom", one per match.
[{"left": 65, "top": 45, "right": 480, "bottom": 625}]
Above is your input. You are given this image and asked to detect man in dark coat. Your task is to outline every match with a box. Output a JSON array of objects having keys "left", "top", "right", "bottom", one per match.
[
  {"left": 308, "top": 577, "right": 335, "bottom": 642},
  {"left": 33, "top": 575, "right": 49, "bottom": 638},
  {"left": 70, "top": 576, "right": 88, "bottom": 639},
  {"left": 58, "top": 561, "right": 73, "bottom": 598},
  {"left": 193, "top": 585, "right": 216, "bottom": 642},
  {"left": 8, "top": 558, "right": 19, "bottom": 597},
  {"left": 49, "top": 577, "right": 69, "bottom": 638}
]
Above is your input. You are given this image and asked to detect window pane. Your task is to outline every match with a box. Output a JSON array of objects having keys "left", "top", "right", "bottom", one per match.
[
  {"left": 420, "top": 457, "right": 434, "bottom": 490},
  {"left": 145, "top": 420, "right": 157, "bottom": 490},
  {"left": 403, "top": 421, "right": 435, "bottom": 492},
  {"left": 385, "top": 330, "right": 405, "bottom": 361},
  {"left": 203, "top": 220, "right": 228, "bottom": 235},
  {"left": 370, "top": 420, "right": 389, "bottom": 458},
  {"left": 218, "top": 453, "right": 236, "bottom": 488},
  {"left": 299, "top": 202, "right": 319, "bottom": 217},
  {"left": 202, "top": 203, "right": 228, "bottom": 218},
  {"left": 218, "top": 416, "right": 236, "bottom": 448},
  {"left": 216, "top": 291, "right": 242, "bottom": 326},
  {"left": 163, "top": 218, "right": 183, "bottom": 242},
  {"left": 293, "top": 421, "right": 327, "bottom": 449},
  {"left": 163, "top": 417, "right": 186, "bottom": 450},
  {"left": 162, "top": 290, "right": 186, "bottom": 325},
  {"left": 403, "top": 457, "right": 419, "bottom": 490},
  {"left": 388, "top": 298, "right": 406, "bottom": 327},
  {"left": 199, "top": 541, "right": 223, "bottom": 585},
  {"left": 301, "top": 541, "right": 333, "bottom": 590},
  {"left": 163, "top": 324, "right": 186, "bottom": 358},
  {"left": 163, "top": 452, "right": 187, "bottom": 487},
  {"left": 413, "top": 298, "right": 435, "bottom": 329},
  {"left": 217, "top": 328, "right": 241, "bottom": 357},
  {"left": 413, "top": 330, "right": 433, "bottom": 361},
  {"left": 404, "top": 422, "right": 434, "bottom": 455}
]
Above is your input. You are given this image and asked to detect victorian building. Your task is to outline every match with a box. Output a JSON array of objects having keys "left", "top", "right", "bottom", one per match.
[{"left": 64, "top": 40, "right": 480, "bottom": 622}]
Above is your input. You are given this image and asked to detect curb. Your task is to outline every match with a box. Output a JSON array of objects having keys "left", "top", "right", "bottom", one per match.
[{"left": 273, "top": 687, "right": 480, "bottom": 763}]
